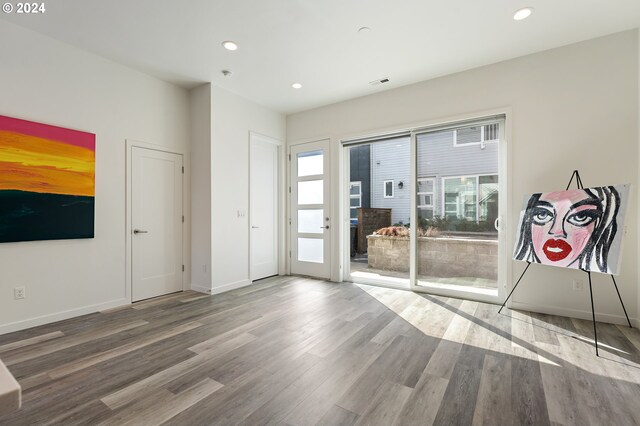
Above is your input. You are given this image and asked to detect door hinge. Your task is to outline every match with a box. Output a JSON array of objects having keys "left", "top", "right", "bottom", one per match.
[
  {"left": 182, "top": 265, "right": 185, "bottom": 272},
  {"left": 288, "top": 154, "right": 291, "bottom": 161},
  {"left": 289, "top": 250, "right": 291, "bottom": 258},
  {"left": 182, "top": 166, "right": 184, "bottom": 174},
  {"left": 289, "top": 186, "right": 291, "bottom": 193},
  {"left": 182, "top": 215, "right": 184, "bottom": 223}
]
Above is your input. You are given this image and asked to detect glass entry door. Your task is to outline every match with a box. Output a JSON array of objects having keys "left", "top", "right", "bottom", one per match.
[{"left": 290, "top": 140, "right": 331, "bottom": 278}]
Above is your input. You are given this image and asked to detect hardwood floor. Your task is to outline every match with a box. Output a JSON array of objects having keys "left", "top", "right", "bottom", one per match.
[{"left": 1, "top": 276, "right": 640, "bottom": 425}]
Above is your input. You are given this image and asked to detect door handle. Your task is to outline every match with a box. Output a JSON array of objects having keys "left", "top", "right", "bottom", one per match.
[
  {"left": 494, "top": 217, "right": 500, "bottom": 232},
  {"left": 251, "top": 226, "right": 259, "bottom": 229},
  {"left": 133, "top": 229, "right": 148, "bottom": 235},
  {"left": 320, "top": 225, "right": 330, "bottom": 229}
]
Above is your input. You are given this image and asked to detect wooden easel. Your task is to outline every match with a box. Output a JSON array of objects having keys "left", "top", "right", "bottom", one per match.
[{"left": 499, "top": 170, "right": 632, "bottom": 356}]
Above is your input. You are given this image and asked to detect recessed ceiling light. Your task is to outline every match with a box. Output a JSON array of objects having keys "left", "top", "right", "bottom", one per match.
[
  {"left": 513, "top": 7, "right": 533, "bottom": 21},
  {"left": 358, "top": 26, "right": 371, "bottom": 34},
  {"left": 222, "top": 40, "right": 238, "bottom": 51},
  {"left": 291, "top": 83, "right": 302, "bottom": 89}
]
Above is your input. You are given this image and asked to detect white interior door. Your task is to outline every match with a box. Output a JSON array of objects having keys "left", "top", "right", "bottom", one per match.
[
  {"left": 250, "top": 134, "right": 280, "bottom": 280},
  {"left": 132, "top": 147, "right": 183, "bottom": 302},
  {"left": 290, "top": 140, "right": 331, "bottom": 278}
]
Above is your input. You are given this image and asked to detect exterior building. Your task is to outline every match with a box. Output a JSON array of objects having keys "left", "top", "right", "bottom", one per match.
[
  {"left": 349, "top": 144, "right": 371, "bottom": 223},
  {"left": 350, "top": 123, "right": 499, "bottom": 227}
]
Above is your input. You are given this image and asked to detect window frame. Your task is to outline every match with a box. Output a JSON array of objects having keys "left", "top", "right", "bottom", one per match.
[
  {"left": 349, "top": 181, "right": 362, "bottom": 219},
  {"left": 477, "top": 174, "right": 499, "bottom": 222},
  {"left": 442, "top": 175, "right": 474, "bottom": 219},
  {"left": 441, "top": 174, "right": 498, "bottom": 221},
  {"left": 453, "top": 124, "right": 499, "bottom": 148},
  {"left": 383, "top": 180, "right": 394, "bottom": 198},
  {"left": 417, "top": 177, "right": 435, "bottom": 209}
]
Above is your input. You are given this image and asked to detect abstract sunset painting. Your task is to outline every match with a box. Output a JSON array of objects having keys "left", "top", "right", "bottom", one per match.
[
  {"left": 0, "top": 115, "right": 95, "bottom": 243},
  {"left": 513, "top": 184, "right": 629, "bottom": 274}
]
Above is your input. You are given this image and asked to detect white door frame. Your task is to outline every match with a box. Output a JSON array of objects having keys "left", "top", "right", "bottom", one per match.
[
  {"left": 339, "top": 110, "right": 512, "bottom": 305},
  {"left": 125, "top": 139, "right": 186, "bottom": 303},
  {"left": 288, "top": 139, "right": 332, "bottom": 279},
  {"left": 249, "top": 132, "right": 285, "bottom": 280}
]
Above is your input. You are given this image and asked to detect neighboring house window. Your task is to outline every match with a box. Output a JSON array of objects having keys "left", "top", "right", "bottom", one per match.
[
  {"left": 383, "top": 180, "right": 394, "bottom": 198},
  {"left": 453, "top": 123, "right": 499, "bottom": 147},
  {"left": 349, "top": 181, "right": 361, "bottom": 220},
  {"left": 417, "top": 177, "right": 435, "bottom": 219},
  {"left": 442, "top": 174, "right": 498, "bottom": 221},
  {"left": 478, "top": 175, "right": 499, "bottom": 221}
]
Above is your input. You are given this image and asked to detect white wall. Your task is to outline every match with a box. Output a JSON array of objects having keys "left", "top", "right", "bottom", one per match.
[
  {"left": 287, "top": 30, "right": 639, "bottom": 325},
  {"left": 189, "top": 84, "right": 212, "bottom": 293},
  {"left": 208, "top": 86, "right": 286, "bottom": 293},
  {"left": 0, "top": 21, "right": 191, "bottom": 333}
]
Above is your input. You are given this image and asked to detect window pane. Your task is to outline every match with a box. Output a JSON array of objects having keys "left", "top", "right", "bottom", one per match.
[
  {"left": 479, "top": 175, "right": 498, "bottom": 185},
  {"left": 350, "top": 182, "right": 361, "bottom": 196},
  {"left": 384, "top": 181, "right": 393, "bottom": 197},
  {"left": 298, "top": 209, "right": 323, "bottom": 234},
  {"left": 419, "top": 179, "right": 434, "bottom": 193},
  {"left": 298, "top": 238, "right": 323, "bottom": 263},
  {"left": 297, "top": 151, "right": 323, "bottom": 177},
  {"left": 348, "top": 138, "right": 410, "bottom": 283},
  {"left": 456, "top": 126, "right": 481, "bottom": 145},
  {"left": 445, "top": 194, "right": 458, "bottom": 216},
  {"left": 350, "top": 197, "right": 360, "bottom": 208},
  {"left": 419, "top": 194, "right": 432, "bottom": 207},
  {"left": 298, "top": 180, "right": 323, "bottom": 205},
  {"left": 444, "top": 177, "right": 477, "bottom": 220},
  {"left": 479, "top": 175, "right": 499, "bottom": 222},
  {"left": 416, "top": 122, "right": 499, "bottom": 294},
  {"left": 484, "top": 123, "right": 499, "bottom": 141}
]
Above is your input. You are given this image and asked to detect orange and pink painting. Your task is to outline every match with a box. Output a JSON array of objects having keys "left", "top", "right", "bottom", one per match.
[{"left": 0, "top": 115, "right": 95, "bottom": 243}]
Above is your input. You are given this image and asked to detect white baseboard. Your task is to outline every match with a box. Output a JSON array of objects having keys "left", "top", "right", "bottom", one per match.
[
  {"left": 510, "top": 301, "right": 639, "bottom": 327},
  {"left": 0, "top": 298, "right": 129, "bottom": 335},
  {"left": 211, "top": 279, "right": 252, "bottom": 295},
  {"left": 190, "top": 283, "right": 212, "bottom": 294}
]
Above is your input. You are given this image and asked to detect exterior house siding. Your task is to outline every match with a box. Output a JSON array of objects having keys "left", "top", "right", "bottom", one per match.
[
  {"left": 356, "top": 125, "right": 499, "bottom": 225},
  {"left": 370, "top": 137, "right": 411, "bottom": 224},
  {"left": 417, "top": 129, "right": 499, "bottom": 217}
]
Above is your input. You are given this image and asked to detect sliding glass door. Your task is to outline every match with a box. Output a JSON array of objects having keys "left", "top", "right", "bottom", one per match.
[
  {"left": 414, "top": 120, "right": 504, "bottom": 300},
  {"left": 344, "top": 117, "right": 506, "bottom": 302},
  {"left": 346, "top": 137, "right": 411, "bottom": 288}
]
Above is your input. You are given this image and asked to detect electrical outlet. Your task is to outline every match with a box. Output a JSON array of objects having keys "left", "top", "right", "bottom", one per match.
[
  {"left": 572, "top": 280, "right": 584, "bottom": 291},
  {"left": 14, "top": 286, "right": 26, "bottom": 300}
]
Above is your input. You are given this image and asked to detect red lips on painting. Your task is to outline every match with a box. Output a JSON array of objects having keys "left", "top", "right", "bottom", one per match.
[{"left": 542, "top": 239, "right": 572, "bottom": 262}]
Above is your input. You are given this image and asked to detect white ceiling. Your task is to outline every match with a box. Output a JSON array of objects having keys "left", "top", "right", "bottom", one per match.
[{"left": 2, "top": 0, "right": 640, "bottom": 114}]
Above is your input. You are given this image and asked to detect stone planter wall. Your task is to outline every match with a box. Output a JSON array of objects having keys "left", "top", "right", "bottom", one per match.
[{"left": 366, "top": 235, "right": 498, "bottom": 280}]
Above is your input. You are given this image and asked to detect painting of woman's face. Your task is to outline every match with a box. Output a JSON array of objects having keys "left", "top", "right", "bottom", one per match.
[
  {"left": 514, "top": 184, "right": 627, "bottom": 274},
  {"left": 530, "top": 189, "right": 601, "bottom": 267}
]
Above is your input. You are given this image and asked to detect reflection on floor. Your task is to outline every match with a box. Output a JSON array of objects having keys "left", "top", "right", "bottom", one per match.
[
  {"left": 0, "top": 276, "right": 639, "bottom": 425},
  {"left": 350, "top": 254, "right": 409, "bottom": 280},
  {"left": 351, "top": 253, "right": 498, "bottom": 291}
]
